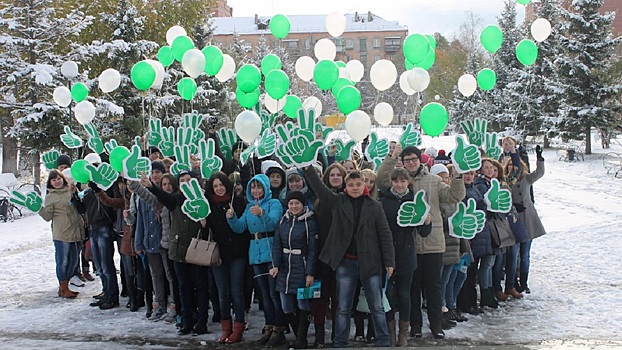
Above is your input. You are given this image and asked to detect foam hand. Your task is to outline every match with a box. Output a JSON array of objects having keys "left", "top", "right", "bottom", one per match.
[
  {"left": 10, "top": 190, "right": 42, "bottom": 213},
  {"left": 397, "top": 190, "right": 430, "bottom": 227},
  {"left": 180, "top": 178, "right": 211, "bottom": 221},
  {"left": 484, "top": 178, "right": 512, "bottom": 213},
  {"left": 451, "top": 135, "right": 482, "bottom": 173}
]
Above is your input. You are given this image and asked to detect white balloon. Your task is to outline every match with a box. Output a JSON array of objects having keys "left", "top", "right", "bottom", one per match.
[
  {"left": 345, "top": 110, "right": 371, "bottom": 142},
  {"left": 338, "top": 67, "right": 351, "bottom": 80},
  {"left": 98, "top": 68, "right": 121, "bottom": 93},
  {"left": 181, "top": 48, "right": 206, "bottom": 78},
  {"left": 84, "top": 153, "right": 102, "bottom": 165},
  {"left": 74, "top": 101, "right": 96, "bottom": 125},
  {"left": 166, "top": 25, "right": 187, "bottom": 46},
  {"left": 53, "top": 86, "right": 72, "bottom": 107},
  {"left": 61, "top": 168, "right": 75, "bottom": 184},
  {"left": 295, "top": 56, "right": 315, "bottom": 82},
  {"left": 407, "top": 68, "right": 430, "bottom": 92},
  {"left": 457, "top": 74, "right": 477, "bottom": 97},
  {"left": 303, "top": 96, "right": 323, "bottom": 117},
  {"left": 370, "top": 60, "right": 398, "bottom": 91},
  {"left": 314, "top": 38, "right": 337, "bottom": 61},
  {"left": 216, "top": 54, "right": 236, "bottom": 82},
  {"left": 399, "top": 71, "right": 416, "bottom": 95},
  {"left": 346, "top": 60, "right": 365, "bottom": 83},
  {"left": 235, "top": 110, "right": 262, "bottom": 143},
  {"left": 326, "top": 12, "right": 347, "bottom": 37},
  {"left": 531, "top": 18, "right": 552, "bottom": 42},
  {"left": 146, "top": 60, "right": 165, "bottom": 90},
  {"left": 373, "top": 102, "right": 394, "bottom": 126},
  {"left": 264, "top": 94, "right": 286, "bottom": 114},
  {"left": 61, "top": 61, "right": 79, "bottom": 79}
]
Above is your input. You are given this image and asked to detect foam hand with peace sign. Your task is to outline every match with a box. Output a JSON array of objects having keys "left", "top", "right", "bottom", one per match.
[
  {"left": 158, "top": 126, "right": 175, "bottom": 157},
  {"left": 397, "top": 189, "right": 431, "bottom": 227},
  {"left": 176, "top": 127, "right": 197, "bottom": 155},
  {"left": 484, "top": 178, "right": 512, "bottom": 213},
  {"left": 460, "top": 118, "right": 487, "bottom": 147},
  {"left": 84, "top": 122, "right": 104, "bottom": 154},
  {"left": 148, "top": 119, "right": 162, "bottom": 146},
  {"left": 400, "top": 122, "right": 422, "bottom": 149},
  {"left": 42, "top": 150, "right": 60, "bottom": 170},
  {"left": 278, "top": 135, "right": 324, "bottom": 168},
  {"left": 298, "top": 108, "right": 318, "bottom": 138},
  {"left": 256, "top": 129, "right": 277, "bottom": 158},
  {"left": 86, "top": 162, "right": 119, "bottom": 190},
  {"left": 364, "top": 131, "right": 390, "bottom": 161},
  {"left": 275, "top": 121, "right": 297, "bottom": 143},
  {"left": 276, "top": 144, "right": 295, "bottom": 168},
  {"left": 449, "top": 198, "right": 486, "bottom": 239},
  {"left": 171, "top": 145, "right": 192, "bottom": 177},
  {"left": 253, "top": 104, "right": 277, "bottom": 132},
  {"left": 60, "top": 126, "right": 83, "bottom": 149},
  {"left": 104, "top": 139, "right": 119, "bottom": 154},
  {"left": 334, "top": 139, "right": 356, "bottom": 162},
  {"left": 217, "top": 128, "right": 238, "bottom": 161},
  {"left": 484, "top": 132, "right": 502, "bottom": 160},
  {"left": 123, "top": 145, "right": 151, "bottom": 181},
  {"left": 183, "top": 111, "right": 204, "bottom": 130},
  {"left": 199, "top": 139, "right": 223, "bottom": 179},
  {"left": 451, "top": 135, "right": 482, "bottom": 174},
  {"left": 10, "top": 190, "right": 43, "bottom": 213},
  {"left": 180, "top": 178, "right": 211, "bottom": 221}
]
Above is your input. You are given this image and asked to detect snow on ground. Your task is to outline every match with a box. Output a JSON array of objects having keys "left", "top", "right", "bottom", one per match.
[{"left": 1, "top": 139, "right": 622, "bottom": 349}]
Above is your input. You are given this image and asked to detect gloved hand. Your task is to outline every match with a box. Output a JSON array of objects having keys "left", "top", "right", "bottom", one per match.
[
  {"left": 535, "top": 145, "right": 544, "bottom": 161},
  {"left": 88, "top": 181, "right": 101, "bottom": 193}
]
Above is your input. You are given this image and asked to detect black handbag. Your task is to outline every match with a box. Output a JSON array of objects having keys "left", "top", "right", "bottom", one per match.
[{"left": 488, "top": 214, "right": 516, "bottom": 249}]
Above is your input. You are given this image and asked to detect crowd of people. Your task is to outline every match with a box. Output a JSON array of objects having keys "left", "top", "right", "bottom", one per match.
[{"left": 39, "top": 131, "right": 546, "bottom": 348}]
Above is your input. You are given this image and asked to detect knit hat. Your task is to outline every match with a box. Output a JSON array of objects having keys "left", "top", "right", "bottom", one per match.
[
  {"left": 148, "top": 146, "right": 161, "bottom": 155},
  {"left": 401, "top": 146, "right": 422, "bottom": 162},
  {"left": 285, "top": 167, "right": 301, "bottom": 179},
  {"left": 430, "top": 164, "right": 449, "bottom": 176},
  {"left": 151, "top": 161, "right": 165, "bottom": 173},
  {"left": 286, "top": 191, "right": 305, "bottom": 205},
  {"left": 57, "top": 154, "right": 72, "bottom": 168},
  {"left": 438, "top": 149, "right": 446, "bottom": 156},
  {"left": 177, "top": 169, "right": 197, "bottom": 180},
  {"left": 424, "top": 147, "right": 438, "bottom": 157}
]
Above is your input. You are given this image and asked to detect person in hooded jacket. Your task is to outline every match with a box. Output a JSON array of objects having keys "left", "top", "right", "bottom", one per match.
[
  {"left": 270, "top": 191, "right": 318, "bottom": 349},
  {"left": 279, "top": 168, "right": 315, "bottom": 211},
  {"left": 227, "top": 174, "right": 285, "bottom": 347},
  {"left": 262, "top": 160, "right": 286, "bottom": 200}
]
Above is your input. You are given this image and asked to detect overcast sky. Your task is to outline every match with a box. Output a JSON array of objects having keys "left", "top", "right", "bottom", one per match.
[{"left": 225, "top": 0, "right": 527, "bottom": 39}]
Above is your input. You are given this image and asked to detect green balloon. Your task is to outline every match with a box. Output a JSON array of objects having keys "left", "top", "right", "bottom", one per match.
[
  {"left": 480, "top": 25, "right": 504, "bottom": 53},
  {"left": 171, "top": 35, "right": 195, "bottom": 62},
  {"left": 516, "top": 39, "right": 538, "bottom": 65},
  {"left": 70, "top": 159, "right": 90, "bottom": 183},
  {"left": 313, "top": 60, "right": 339, "bottom": 91},
  {"left": 403, "top": 34, "right": 430, "bottom": 65},
  {"left": 419, "top": 102, "right": 448, "bottom": 137},
  {"left": 202, "top": 46, "right": 224, "bottom": 76},
  {"left": 261, "top": 54, "right": 282, "bottom": 76},
  {"left": 405, "top": 59, "right": 415, "bottom": 70},
  {"left": 336, "top": 86, "right": 361, "bottom": 115},
  {"left": 265, "top": 70, "right": 290, "bottom": 100},
  {"left": 516, "top": 0, "right": 531, "bottom": 4},
  {"left": 414, "top": 50, "right": 436, "bottom": 70},
  {"left": 331, "top": 78, "right": 354, "bottom": 98},
  {"left": 336, "top": 61, "right": 346, "bottom": 68},
  {"left": 177, "top": 77, "right": 197, "bottom": 100},
  {"left": 477, "top": 69, "right": 497, "bottom": 91},
  {"left": 425, "top": 34, "right": 437, "bottom": 50},
  {"left": 236, "top": 64, "right": 262, "bottom": 93},
  {"left": 157, "top": 46, "right": 174, "bottom": 67},
  {"left": 71, "top": 83, "right": 89, "bottom": 102},
  {"left": 283, "top": 95, "right": 302, "bottom": 118},
  {"left": 130, "top": 61, "right": 156, "bottom": 91},
  {"left": 270, "top": 14, "right": 291, "bottom": 39},
  {"left": 236, "top": 87, "right": 260, "bottom": 109},
  {"left": 109, "top": 146, "right": 130, "bottom": 172}
]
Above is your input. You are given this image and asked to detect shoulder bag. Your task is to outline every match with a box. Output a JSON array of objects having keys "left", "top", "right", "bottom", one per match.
[{"left": 185, "top": 228, "right": 222, "bottom": 266}]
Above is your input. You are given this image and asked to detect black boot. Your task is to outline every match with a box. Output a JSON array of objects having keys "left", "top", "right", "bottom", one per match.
[
  {"left": 314, "top": 323, "right": 325, "bottom": 348},
  {"left": 480, "top": 288, "right": 499, "bottom": 309},
  {"left": 286, "top": 311, "right": 299, "bottom": 337},
  {"left": 290, "top": 310, "right": 311, "bottom": 349},
  {"left": 517, "top": 273, "right": 530, "bottom": 294},
  {"left": 353, "top": 311, "right": 365, "bottom": 341},
  {"left": 127, "top": 281, "right": 139, "bottom": 312}
]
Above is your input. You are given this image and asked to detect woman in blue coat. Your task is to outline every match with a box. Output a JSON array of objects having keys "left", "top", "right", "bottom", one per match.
[
  {"left": 270, "top": 191, "right": 318, "bottom": 349},
  {"left": 227, "top": 174, "right": 285, "bottom": 347}
]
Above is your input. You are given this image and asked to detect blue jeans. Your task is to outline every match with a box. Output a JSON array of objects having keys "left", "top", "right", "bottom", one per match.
[
  {"left": 440, "top": 264, "right": 454, "bottom": 308},
  {"left": 520, "top": 239, "right": 532, "bottom": 274},
  {"left": 478, "top": 254, "right": 495, "bottom": 289},
  {"left": 279, "top": 292, "right": 310, "bottom": 314},
  {"left": 504, "top": 243, "right": 520, "bottom": 290},
  {"left": 90, "top": 226, "right": 119, "bottom": 303},
  {"left": 447, "top": 267, "right": 467, "bottom": 310},
  {"left": 174, "top": 261, "right": 209, "bottom": 329},
  {"left": 334, "top": 258, "right": 389, "bottom": 348},
  {"left": 213, "top": 257, "right": 246, "bottom": 322},
  {"left": 492, "top": 248, "right": 504, "bottom": 292},
  {"left": 53, "top": 240, "right": 79, "bottom": 282},
  {"left": 386, "top": 268, "right": 414, "bottom": 322},
  {"left": 254, "top": 262, "right": 285, "bottom": 327}
]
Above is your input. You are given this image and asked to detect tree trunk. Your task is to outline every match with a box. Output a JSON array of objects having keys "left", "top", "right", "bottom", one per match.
[
  {"left": 32, "top": 150, "right": 40, "bottom": 186},
  {"left": 1, "top": 136, "right": 18, "bottom": 175},
  {"left": 543, "top": 134, "right": 550, "bottom": 149},
  {"left": 584, "top": 125, "right": 592, "bottom": 155}
]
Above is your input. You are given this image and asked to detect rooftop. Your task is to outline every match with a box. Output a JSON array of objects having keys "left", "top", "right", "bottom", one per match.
[{"left": 211, "top": 13, "right": 407, "bottom": 36}]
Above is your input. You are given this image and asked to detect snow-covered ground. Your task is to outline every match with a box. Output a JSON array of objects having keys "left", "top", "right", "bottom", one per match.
[{"left": 1, "top": 140, "right": 622, "bottom": 349}]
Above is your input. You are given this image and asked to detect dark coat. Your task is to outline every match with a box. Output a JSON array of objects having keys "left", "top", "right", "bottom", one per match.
[
  {"left": 465, "top": 181, "right": 493, "bottom": 258},
  {"left": 207, "top": 196, "right": 249, "bottom": 262},
  {"left": 79, "top": 188, "right": 116, "bottom": 231},
  {"left": 304, "top": 167, "right": 395, "bottom": 279},
  {"left": 272, "top": 208, "right": 318, "bottom": 294}
]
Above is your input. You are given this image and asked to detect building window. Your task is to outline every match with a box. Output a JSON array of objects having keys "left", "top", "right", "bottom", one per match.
[
  {"left": 304, "top": 38, "right": 312, "bottom": 49},
  {"left": 346, "top": 39, "right": 354, "bottom": 49},
  {"left": 359, "top": 38, "right": 367, "bottom": 52},
  {"left": 333, "top": 38, "right": 344, "bottom": 52},
  {"left": 384, "top": 37, "right": 401, "bottom": 52},
  {"left": 373, "top": 37, "right": 381, "bottom": 48},
  {"left": 284, "top": 39, "right": 299, "bottom": 49},
  {"left": 360, "top": 54, "right": 367, "bottom": 67},
  {"left": 374, "top": 55, "right": 381, "bottom": 62}
]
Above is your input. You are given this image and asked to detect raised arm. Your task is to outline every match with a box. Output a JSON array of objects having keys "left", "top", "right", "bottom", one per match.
[
  {"left": 439, "top": 175, "right": 466, "bottom": 204},
  {"left": 525, "top": 159, "right": 545, "bottom": 184},
  {"left": 125, "top": 193, "right": 137, "bottom": 226},
  {"left": 303, "top": 167, "right": 339, "bottom": 209},
  {"left": 148, "top": 184, "right": 181, "bottom": 211},
  {"left": 128, "top": 180, "right": 159, "bottom": 209}
]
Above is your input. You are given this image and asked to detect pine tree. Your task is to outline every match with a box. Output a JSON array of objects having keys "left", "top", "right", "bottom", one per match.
[
  {"left": 556, "top": 0, "right": 622, "bottom": 153},
  {"left": 449, "top": 55, "right": 495, "bottom": 130}
]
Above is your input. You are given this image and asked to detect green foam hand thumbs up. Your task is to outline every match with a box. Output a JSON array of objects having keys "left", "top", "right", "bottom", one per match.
[
  {"left": 400, "top": 122, "right": 422, "bottom": 149},
  {"left": 123, "top": 145, "right": 151, "bottom": 181},
  {"left": 449, "top": 198, "right": 485, "bottom": 239},
  {"left": 397, "top": 189, "right": 430, "bottom": 227},
  {"left": 484, "top": 178, "right": 512, "bottom": 213},
  {"left": 451, "top": 135, "right": 482, "bottom": 174},
  {"left": 60, "top": 126, "right": 83, "bottom": 149},
  {"left": 365, "top": 131, "right": 390, "bottom": 161},
  {"left": 86, "top": 162, "right": 119, "bottom": 190}
]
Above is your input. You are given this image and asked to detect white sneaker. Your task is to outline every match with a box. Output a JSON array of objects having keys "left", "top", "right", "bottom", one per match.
[{"left": 69, "top": 275, "right": 85, "bottom": 287}]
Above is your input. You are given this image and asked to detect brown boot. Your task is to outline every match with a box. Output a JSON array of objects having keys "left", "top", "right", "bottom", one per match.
[
  {"left": 219, "top": 319, "right": 232, "bottom": 343},
  {"left": 59, "top": 280, "right": 77, "bottom": 299},
  {"left": 254, "top": 325, "right": 273, "bottom": 346},
  {"left": 495, "top": 291, "right": 508, "bottom": 302},
  {"left": 505, "top": 288, "right": 524, "bottom": 299},
  {"left": 83, "top": 272, "right": 95, "bottom": 282},
  {"left": 397, "top": 320, "right": 409, "bottom": 347},
  {"left": 387, "top": 320, "right": 396, "bottom": 347},
  {"left": 226, "top": 321, "right": 245, "bottom": 344}
]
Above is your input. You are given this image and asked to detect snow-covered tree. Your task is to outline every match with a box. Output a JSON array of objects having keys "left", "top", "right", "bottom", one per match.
[
  {"left": 555, "top": 0, "right": 622, "bottom": 153},
  {"left": 449, "top": 55, "right": 495, "bottom": 130}
]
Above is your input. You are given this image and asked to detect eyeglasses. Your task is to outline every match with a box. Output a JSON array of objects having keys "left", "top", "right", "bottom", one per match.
[{"left": 403, "top": 157, "right": 419, "bottom": 164}]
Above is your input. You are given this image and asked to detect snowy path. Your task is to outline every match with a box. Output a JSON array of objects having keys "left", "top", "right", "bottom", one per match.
[{"left": 1, "top": 148, "right": 621, "bottom": 349}]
